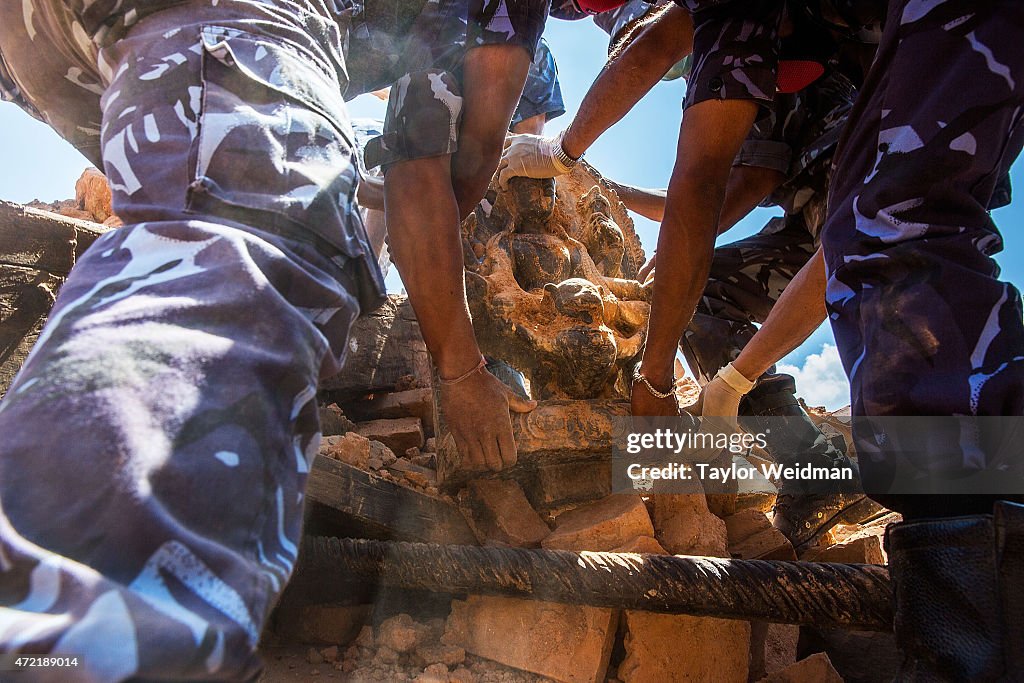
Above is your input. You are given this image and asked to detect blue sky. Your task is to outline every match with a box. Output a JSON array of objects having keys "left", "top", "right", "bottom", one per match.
[{"left": 1, "top": 15, "right": 1021, "bottom": 408}]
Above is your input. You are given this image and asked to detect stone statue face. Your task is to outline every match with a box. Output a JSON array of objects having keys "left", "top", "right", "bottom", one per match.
[{"left": 463, "top": 167, "right": 650, "bottom": 400}]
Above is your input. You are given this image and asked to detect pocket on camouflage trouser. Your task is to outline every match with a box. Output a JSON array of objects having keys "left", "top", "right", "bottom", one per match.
[{"left": 187, "top": 25, "right": 371, "bottom": 264}]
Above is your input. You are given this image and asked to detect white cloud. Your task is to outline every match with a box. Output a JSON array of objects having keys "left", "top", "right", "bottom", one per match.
[{"left": 777, "top": 343, "right": 851, "bottom": 411}]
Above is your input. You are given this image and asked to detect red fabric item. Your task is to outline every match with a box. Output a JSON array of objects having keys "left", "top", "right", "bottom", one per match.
[
  {"left": 777, "top": 60, "right": 825, "bottom": 94},
  {"left": 572, "top": 0, "right": 629, "bottom": 15}
]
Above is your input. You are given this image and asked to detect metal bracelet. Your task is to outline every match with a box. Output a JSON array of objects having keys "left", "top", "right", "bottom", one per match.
[
  {"left": 632, "top": 368, "right": 675, "bottom": 400},
  {"left": 554, "top": 131, "right": 581, "bottom": 169}
]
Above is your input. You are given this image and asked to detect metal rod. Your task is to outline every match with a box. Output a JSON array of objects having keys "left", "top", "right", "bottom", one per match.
[{"left": 301, "top": 536, "right": 893, "bottom": 631}]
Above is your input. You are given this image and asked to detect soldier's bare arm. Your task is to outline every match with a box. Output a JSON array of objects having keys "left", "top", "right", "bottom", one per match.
[
  {"left": 632, "top": 97, "right": 761, "bottom": 417},
  {"left": 560, "top": 3, "right": 692, "bottom": 159}
]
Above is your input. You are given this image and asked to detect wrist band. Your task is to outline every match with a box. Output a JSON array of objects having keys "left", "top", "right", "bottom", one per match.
[
  {"left": 439, "top": 356, "right": 488, "bottom": 386},
  {"left": 717, "top": 362, "right": 755, "bottom": 395}
]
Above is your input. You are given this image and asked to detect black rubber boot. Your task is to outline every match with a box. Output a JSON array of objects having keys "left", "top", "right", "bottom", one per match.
[
  {"left": 885, "top": 501, "right": 1024, "bottom": 681},
  {"left": 740, "top": 373, "right": 880, "bottom": 549}
]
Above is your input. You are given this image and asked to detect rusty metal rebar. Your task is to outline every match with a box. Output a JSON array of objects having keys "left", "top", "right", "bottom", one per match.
[{"left": 301, "top": 536, "right": 893, "bottom": 631}]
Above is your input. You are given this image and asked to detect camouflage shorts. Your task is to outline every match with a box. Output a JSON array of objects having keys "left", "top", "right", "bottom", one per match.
[
  {"left": 684, "top": 0, "right": 783, "bottom": 112},
  {"left": 359, "top": 0, "right": 549, "bottom": 170},
  {"left": 0, "top": 0, "right": 105, "bottom": 166}
]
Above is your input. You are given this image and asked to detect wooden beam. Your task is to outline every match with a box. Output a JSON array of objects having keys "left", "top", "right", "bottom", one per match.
[
  {"left": 306, "top": 454, "right": 476, "bottom": 546},
  {"left": 0, "top": 199, "right": 111, "bottom": 275}
]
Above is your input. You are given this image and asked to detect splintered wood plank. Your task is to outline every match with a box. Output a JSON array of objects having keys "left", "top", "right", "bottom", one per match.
[
  {"left": 0, "top": 265, "right": 61, "bottom": 397},
  {"left": 306, "top": 454, "right": 476, "bottom": 545}
]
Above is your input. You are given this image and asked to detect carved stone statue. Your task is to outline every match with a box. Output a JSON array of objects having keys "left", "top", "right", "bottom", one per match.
[{"left": 462, "top": 164, "right": 650, "bottom": 400}]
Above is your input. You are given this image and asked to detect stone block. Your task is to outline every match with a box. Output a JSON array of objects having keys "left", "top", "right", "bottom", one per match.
[
  {"left": 459, "top": 479, "right": 551, "bottom": 547},
  {"left": 524, "top": 459, "right": 612, "bottom": 510},
  {"left": 344, "top": 388, "right": 435, "bottom": 436},
  {"left": 542, "top": 494, "right": 654, "bottom": 552},
  {"left": 443, "top": 596, "right": 617, "bottom": 683},
  {"left": 354, "top": 417, "right": 424, "bottom": 454}
]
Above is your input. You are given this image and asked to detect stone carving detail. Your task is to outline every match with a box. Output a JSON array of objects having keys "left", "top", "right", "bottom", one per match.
[{"left": 463, "top": 164, "right": 649, "bottom": 400}]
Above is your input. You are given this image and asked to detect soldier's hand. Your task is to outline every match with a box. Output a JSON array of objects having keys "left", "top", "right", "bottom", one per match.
[
  {"left": 497, "top": 132, "right": 573, "bottom": 188},
  {"left": 697, "top": 363, "right": 755, "bottom": 422},
  {"left": 440, "top": 366, "right": 536, "bottom": 472}
]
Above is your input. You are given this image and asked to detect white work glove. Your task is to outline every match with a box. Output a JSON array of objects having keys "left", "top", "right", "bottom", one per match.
[
  {"left": 497, "top": 131, "right": 574, "bottom": 188},
  {"left": 690, "top": 363, "right": 757, "bottom": 463},
  {"left": 699, "top": 362, "right": 756, "bottom": 420}
]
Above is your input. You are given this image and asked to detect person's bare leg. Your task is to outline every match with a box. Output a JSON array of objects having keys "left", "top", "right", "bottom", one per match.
[
  {"left": 699, "top": 247, "right": 827, "bottom": 418},
  {"left": 453, "top": 44, "right": 531, "bottom": 217},
  {"left": 732, "top": 247, "right": 826, "bottom": 381},
  {"left": 511, "top": 112, "right": 546, "bottom": 135}
]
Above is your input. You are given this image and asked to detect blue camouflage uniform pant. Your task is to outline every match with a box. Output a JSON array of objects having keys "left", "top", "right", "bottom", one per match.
[
  {"left": 823, "top": 0, "right": 1024, "bottom": 509},
  {"left": 0, "top": 0, "right": 385, "bottom": 679}
]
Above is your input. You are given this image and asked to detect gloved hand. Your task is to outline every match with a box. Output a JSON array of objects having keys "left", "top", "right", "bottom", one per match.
[
  {"left": 690, "top": 363, "right": 756, "bottom": 463},
  {"left": 497, "top": 131, "right": 574, "bottom": 188},
  {"left": 698, "top": 362, "right": 756, "bottom": 424}
]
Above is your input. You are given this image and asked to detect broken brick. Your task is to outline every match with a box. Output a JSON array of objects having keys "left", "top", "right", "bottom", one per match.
[
  {"left": 651, "top": 491, "right": 728, "bottom": 557},
  {"left": 726, "top": 509, "right": 796, "bottom": 561},
  {"left": 619, "top": 611, "right": 751, "bottom": 683},
  {"left": 459, "top": 479, "right": 551, "bottom": 547},
  {"left": 319, "top": 403, "right": 354, "bottom": 436},
  {"left": 354, "top": 417, "right": 424, "bottom": 454},
  {"left": 760, "top": 652, "right": 843, "bottom": 683},
  {"left": 320, "top": 433, "right": 371, "bottom": 470},
  {"left": 542, "top": 495, "right": 654, "bottom": 552},
  {"left": 443, "top": 596, "right": 617, "bottom": 683},
  {"left": 802, "top": 535, "right": 885, "bottom": 565},
  {"left": 377, "top": 613, "right": 430, "bottom": 654}
]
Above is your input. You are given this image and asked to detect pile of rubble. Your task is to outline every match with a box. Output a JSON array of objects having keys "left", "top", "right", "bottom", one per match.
[
  {"left": 2, "top": 166, "right": 898, "bottom": 682},
  {"left": 260, "top": 374, "right": 894, "bottom": 682}
]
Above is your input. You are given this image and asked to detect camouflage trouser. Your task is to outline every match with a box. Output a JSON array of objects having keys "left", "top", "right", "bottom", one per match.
[
  {"left": 0, "top": 1, "right": 383, "bottom": 679},
  {"left": 823, "top": 0, "right": 1024, "bottom": 497},
  {"left": 681, "top": 215, "right": 816, "bottom": 385}
]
